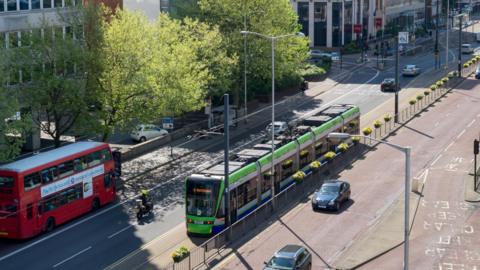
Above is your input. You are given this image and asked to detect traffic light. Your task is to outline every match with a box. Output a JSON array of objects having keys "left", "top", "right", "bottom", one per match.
[{"left": 474, "top": 139, "right": 479, "bottom": 155}]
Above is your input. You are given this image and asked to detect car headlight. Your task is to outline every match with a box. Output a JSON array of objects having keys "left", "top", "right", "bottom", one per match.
[
  {"left": 312, "top": 197, "right": 317, "bottom": 203},
  {"left": 328, "top": 200, "right": 335, "bottom": 206}
]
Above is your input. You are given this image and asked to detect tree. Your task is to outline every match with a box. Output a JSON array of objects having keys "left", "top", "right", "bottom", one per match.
[
  {"left": 195, "top": 0, "right": 309, "bottom": 102},
  {"left": 9, "top": 11, "right": 92, "bottom": 148},
  {"left": 0, "top": 50, "right": 31, "bottom": 162},
  {"left": 91, "top": 10, "right": 228, "bottom": 141}
]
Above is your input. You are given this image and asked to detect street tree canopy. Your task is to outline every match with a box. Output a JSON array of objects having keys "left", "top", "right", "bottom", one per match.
[
  {"left": 191, "top": 0, "right": 309, "bottom": 100},
  {"left": 92, "top": 9, "right": 234, "bottom": 141}
]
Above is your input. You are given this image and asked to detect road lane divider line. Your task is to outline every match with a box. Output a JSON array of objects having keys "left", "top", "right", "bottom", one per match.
[
  {"left": 431, "top": 154, "right": 443, "bottom": 166},
  {"left": 467, "top": 119, "right": 476, "bottom": 128},
  {"left": 445, "top": 141, "right": 455, "bottom": 152},
  {"left": 107, "top": 224, "right": 134, "bottom": 239},
  {"left": 422, "top": 169, "right": 430, "bottom": 185},
  {"left": 52, "top": 246, "right": 92, "bottom": 268},
  {"left": 456, "top": 129, "right": 466, "bottom": 139}
]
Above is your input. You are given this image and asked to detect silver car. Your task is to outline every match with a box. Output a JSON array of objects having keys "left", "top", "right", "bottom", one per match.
[{"left": 402, "top": 65, "right": 420, "bottom": 76}]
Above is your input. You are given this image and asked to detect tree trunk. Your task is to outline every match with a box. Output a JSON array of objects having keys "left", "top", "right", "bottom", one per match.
[{"left": 54, "top": 134, "right": 61, "bottom": 148}]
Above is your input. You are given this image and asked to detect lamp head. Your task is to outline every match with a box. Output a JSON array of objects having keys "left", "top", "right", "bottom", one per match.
[{"left": 327, "top": 132, "right": 352, "bottom": 140}]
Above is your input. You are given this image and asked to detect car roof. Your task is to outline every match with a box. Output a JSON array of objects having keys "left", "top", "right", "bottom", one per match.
[
  {"left": 275, "top": 245, "right": 304, "bottom": 258},
  {"left": 405, "top": 65, "right": 416, "bottom": 68},
  {"left": 383, "top": 78, "right": 395, "bottom": 81}
]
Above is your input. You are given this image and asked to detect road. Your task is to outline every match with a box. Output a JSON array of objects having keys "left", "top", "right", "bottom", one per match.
[
  {"left": 213, "top": 74, "right": 480, "bottom": 270},
  {"left": 356, "top": 77, "right": 480, "bottom": 270},
  {"left": 0, "top": 37, "right": 468, "bottom": 269}
]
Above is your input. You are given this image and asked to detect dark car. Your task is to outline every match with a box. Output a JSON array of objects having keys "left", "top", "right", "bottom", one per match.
[
  {"left": 312, "top": 180, "right": 351, "bottom": 211},
  {"left": 264, "top": 245, "right": 312, "bottom": 270},
  {"left": 475, "top": 66, "right": 480, "bottom": 79},
  {"left": 381, "top": 78, "right": 396, "bottom": 92}
]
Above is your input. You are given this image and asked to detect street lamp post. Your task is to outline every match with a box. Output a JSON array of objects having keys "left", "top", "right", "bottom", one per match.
[
  {"left": 240, "top": 30, "right": 304, "bottom": 209},
  {"left": 446, "top": 0, "right": 450, "bottom": 69},
  {"left": 327, "top": 132, "right": 411, "bottom": 270}
]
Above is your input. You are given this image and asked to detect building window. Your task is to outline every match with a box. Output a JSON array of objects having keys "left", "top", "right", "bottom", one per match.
[
  {"left": 7, "top": 0, "right": 17, "bottom": 11},
  {"left": 43, "top": 0, "right": 51, "bottom": 8},
  {"left": 54, "top": 0, "right": 61, "bottom": 7},
  {"left": 0, "top": 0, "right": 4, "bottom": 11},
  {"left": 0, "top": 33, "right": 5, "bottom": 48},
  {"left": 19, "top": 0, "right": 27, "bottom": 9},
  {"left": 32, "top": 0, "right": 40, "bottom": 9}
]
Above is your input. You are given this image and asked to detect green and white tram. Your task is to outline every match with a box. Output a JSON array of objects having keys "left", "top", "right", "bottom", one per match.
[{"left": 185, "top": 104, "right": 360, "bottom": 235}]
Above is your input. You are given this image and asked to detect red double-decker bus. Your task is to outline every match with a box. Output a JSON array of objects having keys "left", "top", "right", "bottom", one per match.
[{"left": 0, "top": 142, "right": 118, "bottom": 239}]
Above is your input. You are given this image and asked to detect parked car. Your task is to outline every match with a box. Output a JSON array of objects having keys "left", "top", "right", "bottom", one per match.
[
  {"left": 130, "top": 124, "right": 168, "bottom": 142},
  {"left": 264, "top": 245, "right": 312, "bottom": 270},
  {"left": 381, "top": 78, "right": 396, "bottom": 92},
  {"left": 402, "top": 64, "right": 421, "bottom": 76},
  {"left": 475, "top": 66, "right": 480, "bottom": 79},
  {"left": 266, "top": 121, "right": 288, "bottom": 135},
  {"left": 331, "top": 52, "right": 340, "bottom": 61},
  {"left": 309, "top": 49, "right": 331, "bottom": 60},
  {"left": 312, "top": 180, "right": 351, "bottom": 211},
  {"left": 461, "top": 44, "right": 474, "bottom": 54}
]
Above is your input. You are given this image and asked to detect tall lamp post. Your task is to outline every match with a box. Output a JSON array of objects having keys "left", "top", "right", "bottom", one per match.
[
  {"left": 240, "top": 30, "right": 304, "bottom": 209},
  {"left": 328, "top": 132, "right": 411, "bottom": 270}
]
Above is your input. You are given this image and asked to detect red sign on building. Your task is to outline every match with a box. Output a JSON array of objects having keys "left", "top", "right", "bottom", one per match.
[
  {"left": 354, "top": 24, "right": 362, "bottom": 33},
  {"left": 375, "top": 17, "right": 382, "bottom": 27}
]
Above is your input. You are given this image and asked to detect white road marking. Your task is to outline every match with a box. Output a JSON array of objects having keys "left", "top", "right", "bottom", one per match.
[
  {"left": 52, "top": 246, "right": 92, "bottom": 268},
  {"left": 456, "top": 129, "right": 466, "bottom": 139},
  {"left": 107, "top": 224, "right": 134, "bottom": 239},
  {"left": 467, "top": 119, "right": 476, "bottom": 128},
  {"left": 431, "top": 154, "right": 443, "bottom": 166},
  {"left": 422, "top": 169, "right": 430, "bottom": 184},
  {"left": 445, "top": 142, "right": 455, "bottom": 152}
]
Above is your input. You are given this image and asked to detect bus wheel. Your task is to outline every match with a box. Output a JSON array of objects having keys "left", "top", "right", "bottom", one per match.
[
  {"left": 45, "top": 217, "right": 55, "bottom": 232},
  {"left": 92, "top": 198, "right": 100, "bottom": 211}
]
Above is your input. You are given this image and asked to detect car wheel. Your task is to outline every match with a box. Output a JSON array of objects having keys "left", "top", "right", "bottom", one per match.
[
  {"left": 139, "top": 136, "right": 147, "bottom": 142},
  {"left": 45, "top": 217, "right": 55, "bottom": 232},
  {"left": 335, "top": 202, "right": 340, "bottom": 211}
]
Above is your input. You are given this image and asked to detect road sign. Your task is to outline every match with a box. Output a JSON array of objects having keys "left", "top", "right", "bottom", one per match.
[
  {"left": 398, "top": 32, "right": 409, "bottom": 44},
  {"left": 162, "top": 117, "right": 174, "bottom": 130},
  {"left": 375, "top": 18, "right": 382, "bottom": 27},
  {"left": 354, "top": 24, "right": 362, "bottom": 34}
]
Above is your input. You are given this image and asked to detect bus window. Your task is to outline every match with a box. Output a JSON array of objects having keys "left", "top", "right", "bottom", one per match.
[
  {"left": 58, "top": 161, "right": 74, "bottom": 178},
  {"left": 24, "top": 173, "right": 41, "bottom": 190},
  {"left": 100, "top": 149, "right": 111, "bottom": 162},
  {"left": 88, "top": 151, "right": 101, "bottom": 167},
  {"left": 74, "top": 158, "right": 86, "bottom": 172},
  {"left": 40, "top": 167, "right": 57, "bottom": 184},
  {"left": 0, "top": 176, "right": 14, "bottom": 188}
]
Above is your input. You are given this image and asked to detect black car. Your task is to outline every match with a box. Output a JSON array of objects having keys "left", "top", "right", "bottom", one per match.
[
  {"left": 264, "top": 245, "right": 312, "bottom": 270},
  {"left": 312, "top": 180, "right": 351, "bottom": 211},
  {"left": 381, "top": 78, "right": 396, "bottom": 92},
  {"left": 476, "top": 66, "right": 480, "bottom": 79}
]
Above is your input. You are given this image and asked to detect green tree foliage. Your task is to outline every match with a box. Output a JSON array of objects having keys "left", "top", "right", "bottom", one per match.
[
  {"left": 196, "top": 0, "right": 309, "bottom": 99},
  {"left": 8, "top": 12, "right": 90, "bottom": 148},
  {"left": 92, "top": 10, "right": 230, "bottom": 141}
]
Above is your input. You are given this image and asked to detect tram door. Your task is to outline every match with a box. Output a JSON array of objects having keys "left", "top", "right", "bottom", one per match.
[{"left": 230, "top": 189, "right": 238, "bottom": 223}]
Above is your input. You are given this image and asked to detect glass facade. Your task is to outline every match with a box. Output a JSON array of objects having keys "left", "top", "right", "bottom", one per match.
[
  {"left": 314, "top": 2, "right": 326, "bottom": 46},
  {"left": 298, "top": 2, "right": 309, "bottom": 37},
  {"left": 332, "top": 2, "right": 342, "bottom": 46},
  {"left": 344, "top": 1, "right": 353, "bottom": 44}
]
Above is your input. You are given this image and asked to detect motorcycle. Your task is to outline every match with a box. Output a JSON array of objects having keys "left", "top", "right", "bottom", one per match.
[{"left": 136, "top": 199, "right": 153, "bottom": 220}]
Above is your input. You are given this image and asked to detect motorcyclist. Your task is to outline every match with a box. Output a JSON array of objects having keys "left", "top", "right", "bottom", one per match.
[{"left": 140, "top": 189, "right": 152, "bottom": 212}]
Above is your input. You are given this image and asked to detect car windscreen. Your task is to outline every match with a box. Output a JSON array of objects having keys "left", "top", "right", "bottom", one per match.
[{"left": 320, "top": 184, "right": 339, "bottom": 193}]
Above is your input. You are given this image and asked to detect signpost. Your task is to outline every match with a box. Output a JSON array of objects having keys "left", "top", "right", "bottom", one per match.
[
  {"left": 398, "top": 32, "right": 409, "bottom": 44},
  {"left": 162, "top": 117, "right": 174, "bottom": 130}
]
